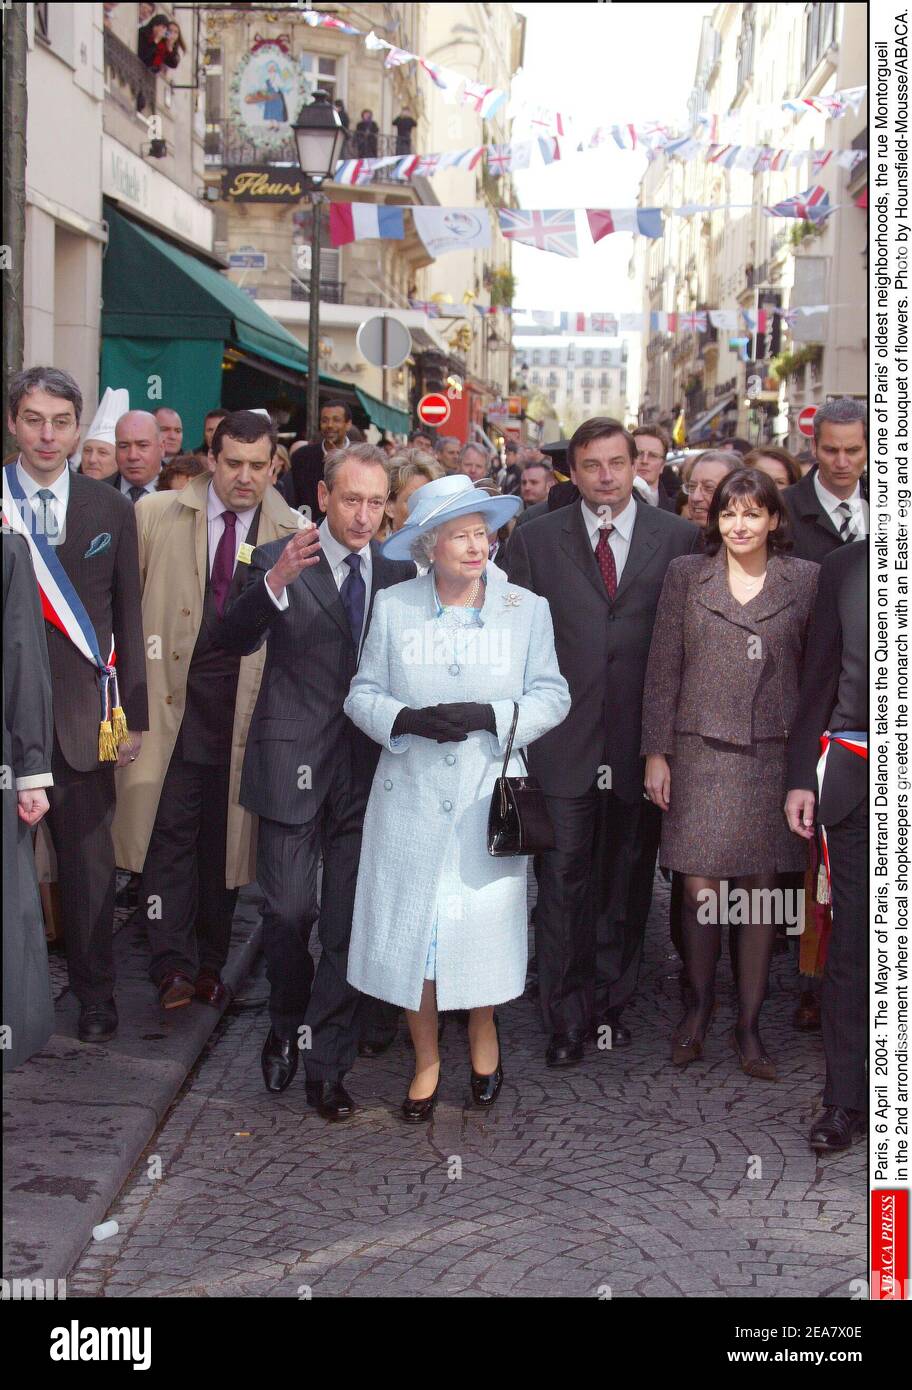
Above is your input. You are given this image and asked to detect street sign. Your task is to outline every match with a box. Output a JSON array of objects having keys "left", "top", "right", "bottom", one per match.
[
  {"left": 417, "top": 393, "right": 452, "bottom": 428},
  {"left": 356, "top": 314, "right": 412, "bottom": 370},
  {"left": 797, "top": 404, "right": 818, "bottom": 438},
  {"left": 228, "top": 247, "right": 267, "bottom": 270}
]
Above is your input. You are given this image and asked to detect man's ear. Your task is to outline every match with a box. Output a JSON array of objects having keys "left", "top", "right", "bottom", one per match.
[
  {"left": 317, "top": 479, "right": 329, "bottom": 512},
  {"left": 206, "top": 451, "right": 217, "bottom": 475}
]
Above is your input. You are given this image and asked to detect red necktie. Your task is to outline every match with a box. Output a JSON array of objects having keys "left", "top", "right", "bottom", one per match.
[
  {"left": 211, "top": 511, "right": 238, "bottom": 616},
  {"left": 595, "top": 526, "right": 617, "bottom": 599}
]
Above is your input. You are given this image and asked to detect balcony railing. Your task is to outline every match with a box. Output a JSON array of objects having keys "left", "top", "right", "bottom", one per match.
[
  {"left": 290, "top": 279, "right": 346, "bottom": 304},
  {"left": 104, "top": 28, "right": 156, "bottom": 114},
  {"left": 206, "top": 131, "right": 414, "bottom": 183}
]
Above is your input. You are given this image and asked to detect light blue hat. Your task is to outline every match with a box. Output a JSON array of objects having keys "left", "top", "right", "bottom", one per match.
[{"left": 381, "top": 473, "right": 521, "bottom": 560}]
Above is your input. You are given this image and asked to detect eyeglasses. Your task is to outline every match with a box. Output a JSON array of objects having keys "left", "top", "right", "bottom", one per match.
[
  {"left": 636, "top": 450, "right": 665, "bottom": 464},
  {"left": 19, "top": 413, "right": 76, "bottom": 432},
  {"left": 681, "top": 481, "right": 719, "bottom": 499}
]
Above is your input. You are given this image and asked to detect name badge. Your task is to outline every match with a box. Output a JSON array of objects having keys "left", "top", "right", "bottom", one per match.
[{"left": 236, "top": 543, "right": 255, "bottom": 565}]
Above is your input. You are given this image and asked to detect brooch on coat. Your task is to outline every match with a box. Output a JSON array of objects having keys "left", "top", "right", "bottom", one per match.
[{"left": 503, "top": 591, "right": 522, "bottom": 607}]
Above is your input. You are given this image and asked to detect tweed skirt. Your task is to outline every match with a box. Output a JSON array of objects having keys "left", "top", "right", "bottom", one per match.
[{"left": 660, "top": 733, "right": 808, "bottom": 878}]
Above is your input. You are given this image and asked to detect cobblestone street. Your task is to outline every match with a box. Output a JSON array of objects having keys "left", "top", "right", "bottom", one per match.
[{"left": 65, "top": 875, "right": 866, "bottom": 1300}]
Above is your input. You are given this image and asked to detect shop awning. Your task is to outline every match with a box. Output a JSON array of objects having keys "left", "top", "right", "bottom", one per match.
[
  {"left": 688, "top": 391, "right": 737, "bottom": 440},
  {"left": 102, "top": 202, "right": 311, "bottom": 371},
  {"left": 354, "top": 387, "right": 410, "bottom": 438}
]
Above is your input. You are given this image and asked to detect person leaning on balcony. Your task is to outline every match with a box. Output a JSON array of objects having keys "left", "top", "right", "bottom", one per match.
[
  {"left": 392, "top": 107, "right": 417, "bottom": 155},
  {"left": 355, "top": 109, "right": 379, "bottom": 158}
]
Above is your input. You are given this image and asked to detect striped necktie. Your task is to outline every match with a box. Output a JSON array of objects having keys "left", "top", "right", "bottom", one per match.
[{"left": 836, "top": 500, "right": 857, "bottom": 542}]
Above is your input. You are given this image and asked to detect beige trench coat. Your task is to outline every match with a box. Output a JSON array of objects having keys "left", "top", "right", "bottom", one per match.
[{"left": 111, "top": 472, "right": 304, "bottom": 888}]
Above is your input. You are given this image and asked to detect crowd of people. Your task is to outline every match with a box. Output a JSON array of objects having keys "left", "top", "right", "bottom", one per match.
[{"left": 2, "top": 366, "right": 868, "bottom": 1155}]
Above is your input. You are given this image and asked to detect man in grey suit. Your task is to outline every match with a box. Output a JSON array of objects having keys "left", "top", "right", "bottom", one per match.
[
  {"left": 508, "top": 417, "right": 699, "bottom": 1066},
  {"left": 218, "top": 443, "right": 414, "bottom": 1119}
]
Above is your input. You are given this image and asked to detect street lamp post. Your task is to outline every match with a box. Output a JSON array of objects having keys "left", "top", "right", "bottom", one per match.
[{"left": 290, "top": 91, "right": 346, "bottom": 444}]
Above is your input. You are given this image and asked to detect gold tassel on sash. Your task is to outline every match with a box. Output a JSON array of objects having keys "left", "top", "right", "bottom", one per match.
[
  {"left": 111, "top": 705, "right": 129, "bottom": 745},
  {"left": 98, "top": 668, "right": 130, "bottom": 761},
  {"left": 99, "top": 718, "right": 119, "bottom": 762}
]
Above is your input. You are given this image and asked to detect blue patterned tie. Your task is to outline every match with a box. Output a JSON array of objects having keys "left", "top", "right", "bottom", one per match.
[{"left": 340, "top": 551, "right": 365, "bottom": 648}]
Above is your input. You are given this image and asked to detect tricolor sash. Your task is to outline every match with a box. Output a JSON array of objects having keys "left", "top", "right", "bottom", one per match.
[
  {"left": 815, "top": 731, "right": 868, "bottom": 903},
  {"left": 2, "top": 463, "right": 129, "bottom": 760}
]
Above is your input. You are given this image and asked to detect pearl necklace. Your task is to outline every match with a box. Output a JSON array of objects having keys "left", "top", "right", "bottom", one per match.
[{"left": 462, "top": 576, "right": 481, "bottom": 607}]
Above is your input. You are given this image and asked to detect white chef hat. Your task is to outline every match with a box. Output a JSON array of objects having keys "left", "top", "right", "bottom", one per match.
[{"left": 84, "top": 387, "right": 130, "bottom": 446}]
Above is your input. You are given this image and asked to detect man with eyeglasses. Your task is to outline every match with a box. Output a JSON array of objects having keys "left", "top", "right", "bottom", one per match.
[
  {"left": 2, "top": 367, "right": 148, "bottom": 1043},
  {"left": 681, "top": 450, "right": 738, "bottom": 531},
  {"left": 632, "top": 425, "right": 678, "bottom": 512}
]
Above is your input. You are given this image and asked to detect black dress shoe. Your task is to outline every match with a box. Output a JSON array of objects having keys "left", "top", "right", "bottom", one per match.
[
  {"left": 261, "top": 1028, "right": 298, "bottom": 1093},
  {"left": 545, "top": 1030, "right": 584, "bottom": 1067},
  {"left": 594, "top": 1015, "right": 632, "bottom": 1049},
  {"left": 402, "top": 1083, "right": 439, "bottom": 1122},
  {"left": 305, "top": 1079, "right": 355, "bottom": 1121},
  {"left": 78, "top": 1000, "right": 118, "bottom": 1043},
  {"left": 358, "top": 1036, "right": 395, "bottom": 1059},
  {"left": 809, "top": 1106, "right": 866, "bottom": 1153},
  {"left": 470, "top": 1018, "right": 503, "bottom": 1106}
]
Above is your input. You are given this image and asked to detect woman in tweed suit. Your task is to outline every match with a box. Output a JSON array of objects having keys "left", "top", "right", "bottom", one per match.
[
  {"left": 641, "top": 469, "right": 818, "bottom": 1080},
  {"left": 344, "top": 475, "right": 570, "bottom": 1120}
]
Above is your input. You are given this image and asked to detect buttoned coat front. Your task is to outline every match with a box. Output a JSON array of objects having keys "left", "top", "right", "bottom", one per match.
[
  {"left": 343, "top": 573, "right": 570, "bottom": 1011},
  {"left": 111, "top": 473, "right": 304, "bottom": 887}
]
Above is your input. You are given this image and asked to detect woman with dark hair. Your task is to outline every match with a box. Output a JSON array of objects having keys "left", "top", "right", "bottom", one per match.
[
  {"left": 157, "top": 454, "right": 206, "bottom": 492},
  {"left": 743, "top": 445, "right": 802, "bottom": 491},
  {"left": 641, "top": 468, "right": 819, "bottom": 1080}
]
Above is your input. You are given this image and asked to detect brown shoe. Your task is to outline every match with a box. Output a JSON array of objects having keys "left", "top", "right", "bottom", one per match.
[
  {"left": 730, "top": 1030, "right": 778, "bottom": 1081},
  {"left": 195, "top": 971, "right": 229, "bottom": 1009},
  {"left": 158, "top": 971, "right": 195, "bottom": 1010},
  {"left": 792, "top": 991, "right": 821, "bottom": 1032}
]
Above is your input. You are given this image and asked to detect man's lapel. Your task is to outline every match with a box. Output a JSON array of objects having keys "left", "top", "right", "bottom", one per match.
[
  {"left": 560, "top": 501, "right": 610, "bottom": 605},
  {"left": 57, "top": 472, "right": 104, "bottom": 570},
  {"left": 613, "top": 497, "right": 660, "bottom": 603},
  {"left": 299, "top": 552, "right": 352, "bottom": 643}
]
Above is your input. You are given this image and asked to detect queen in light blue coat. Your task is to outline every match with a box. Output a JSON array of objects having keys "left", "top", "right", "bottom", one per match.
[{"left": 344, "top": 474, "right": 570, "bottom": 1120}]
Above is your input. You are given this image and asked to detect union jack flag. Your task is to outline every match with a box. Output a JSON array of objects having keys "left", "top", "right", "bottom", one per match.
[
  {"left": 486, "top": 144, "right": 514, "bottom": 176},
  {"left": 589, "top": 313, "right": 617, "bottom": 334},
  {"left": 412, "top": 155, "right": 441, "bottom": 178},
  {"left": 408, "top": 299, "right": 441, "bottom": 318},
  {"left": 678, "top": 311, "right": 708, "bottom": 333},
  {"left": 302, "top": 12, "right": 361, "bottom": 36},
  {"left": 764, "top": 185, "right": 832, "bottom": 222},
  {"left": 497, "top": 208, "right": 579, "bottom": 258}
]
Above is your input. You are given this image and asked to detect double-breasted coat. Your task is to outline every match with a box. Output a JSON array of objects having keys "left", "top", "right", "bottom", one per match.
[
  {"left": 344, "top": 572, "right": 570, "bottom": 1011},
  {"left": 111, "top": 473, "right": 305, "bottom": 888}
]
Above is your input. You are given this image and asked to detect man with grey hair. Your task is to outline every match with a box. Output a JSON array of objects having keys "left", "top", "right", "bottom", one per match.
[
  {"left": 782, "top": 397, "right": 868, "bottom": 563},
  {"left": 681, "top": 449, "right": 738, "bottom": 531},
  {"left": 113, "top": 411, "right": 164, "bottom": 501},
  {"left": 3, "top": 366, "right": 148, "bottom": 1043},
  {"left": 218, "top": 442, "right": 415, "bottom": 1117},
  {"left": 434, "top": 435, "right": 461, "bottom": 473},
  {"left": 153, "top": 406, "right": 183, "bottom": 462},
  {"left": 457, "top": 443, "right": 488, "bottom": 483}
]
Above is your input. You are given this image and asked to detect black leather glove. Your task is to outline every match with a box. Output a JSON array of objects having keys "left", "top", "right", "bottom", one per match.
[
  {"left": 392, "top": 706, "right": 468, "bottom": 742},
  {"left": 432, "top": 702, "right": 498, "bottom": 735}
]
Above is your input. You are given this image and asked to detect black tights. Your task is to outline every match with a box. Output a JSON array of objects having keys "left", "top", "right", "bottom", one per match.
[{"left": 677, "top": 873, "right": 777, "bottom": 1061}]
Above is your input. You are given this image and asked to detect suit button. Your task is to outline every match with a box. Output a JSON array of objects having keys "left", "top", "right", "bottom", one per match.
[
  {"left": 445, "top": 754, "right": 456, "bottom": 766},
  {"left": 182, "top": 608, "right": 191, "bottom": 617},
  {"left": 442, "top": 800, "right": 453, "bottom": 812},
  {"left": 449, "top": 664, "right": 460, "bottom": 676},
  {"left": 165, "top": 696, "right": 172, "bottom": 705},
  {"left": 384, "top": 779, "right": 393, "bottom": 790},
  {"left": 172, "top": 653, "right": 180, "bottom": 660}
]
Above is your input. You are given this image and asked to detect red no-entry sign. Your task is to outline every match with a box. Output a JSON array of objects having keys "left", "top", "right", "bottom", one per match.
[
  {"left": 417, "top": 392, "right": 451, "bottom": 428},
  {"left": 797, "top": 404, "right": 818, "bottom": 438}
]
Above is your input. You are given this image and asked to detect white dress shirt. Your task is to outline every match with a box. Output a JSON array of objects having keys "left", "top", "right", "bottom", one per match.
[
  {"left": 206, "top": 485, "right": 259, "bottom": 576},
  {"left": 580, "top": 492, "right": 637, "bottom": 585},
  {"left": 9, "top": 459, "right": 70, "bottom": 539},
  {"left": 813, "top": 472, "right": 868, "bottom": 540},
  {"left": 119, "top": 473, "right": 160, "bottom": 500},
  {"left": 266, "top": 519, "right": 373, "bottom": 645}
]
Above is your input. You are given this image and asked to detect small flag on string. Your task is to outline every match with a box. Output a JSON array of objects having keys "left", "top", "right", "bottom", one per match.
[
  {"left": 498, "top": 208, "right": 579, "bottom": 258},
  {"left": 408, "top": 299, "right": 441, "bottom": 318},
  {"left": 742, "top": 309, "right": 768, "bottom": 333},
  {"left": 764, "top": 185, "right": 832, "bottom": 222},
  {"left": 333, "top": 160, "right": 374, "bottom": 186},
  {"left": 587, "top": 208, "right": 664, "bottom": 241},
  {"left": 461, "top": 80, "right": 507, "bottom": 118},
  {"left": 329, "top": 203, "right": 405, "bottom": 247},
  {"left": 538, "top": 137, "right": 561, "bottom": 166}
]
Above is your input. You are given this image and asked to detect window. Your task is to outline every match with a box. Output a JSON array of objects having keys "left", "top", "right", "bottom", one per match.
[
  {"left": 582, "top": 375, "right": 594, "bottom": 388},
  {"left": 600, "top": 372, "right": 609, "bottom": 386},
  {"left": 804, "top": 2, "right": 836, "bottom": 78},
  {"left": 736, "top": 2, "right": 755, "bottom": 91},
  {"left": 600, "top": 389, "right": 609, "bottom": 404},
  {"left": 548, "top": 372, "right": 559, "bottom": 387},
  {"left": 583, "top": 350, "right": 593, "bottom": 365},
  {"left": 548, "top": 389, "right": 557, "bottom": 404},
  {"left": 531, "top": 372, "right": 541, "bottom": 385},
  {"left": 583, "top": 390, "right": 591, "bottom": 405},
  {"left": 549, "top": 350, "right": 559, "bottom": 365},
  {"left": 600, "top": 350, "right": 610, "bottom": 365},
  {"left": 298, "top": 53, "right": 338, "bottom": 100},
  {"left": 35, "top": 3, "right": 49, "bottom": 41},
  {"left": 532, "top": 350, "right": 541, "bottom": 365},
  {"left": 204, "top": 46, "right": 223, "bottom": 162}
]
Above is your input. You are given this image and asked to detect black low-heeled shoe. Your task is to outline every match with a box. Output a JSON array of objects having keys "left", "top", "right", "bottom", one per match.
[
  {"left": 469, "top": 1019, "right": 503, "bottom": 1107},
  {"left": 401, "top": 1083, "right": 439, "bottom": 1122}
]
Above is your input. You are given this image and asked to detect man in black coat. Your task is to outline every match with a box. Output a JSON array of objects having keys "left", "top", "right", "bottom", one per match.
[
  {"left": 781, "top": 397, "right": 868, "bottom": 563},
  {"left": 4, "top": 367, "right": 148, "bottom": 1043},
  {"left": 218, "top": 444, "right": 414, "bottom": 1119},
  {"left": 786, "top": 540, "right": 868, "bottom": 1153},
  {"left": 283, "top": 399, "right": 354, "bottom": 521},
  {"left": 632, "top": 424, "right": 679, "bottom": 511},
  {"left": 508, "top": 417, "right": 699, "bottom": 1065}
]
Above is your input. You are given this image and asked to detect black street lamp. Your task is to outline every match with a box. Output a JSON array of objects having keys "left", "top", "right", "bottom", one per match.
[{"left": 290, "top": 91, "right": 346, "bottom": 446}]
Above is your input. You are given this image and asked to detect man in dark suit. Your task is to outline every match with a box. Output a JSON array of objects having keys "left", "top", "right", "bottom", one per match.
[
  {"left": 781, "top": 397, "right": 868, "bottom": 563},
  {"left": 508, "top": 417, "right": 699, "bottom": 1065},
  {"left": 632, "top": 424, "right": 679, "bottom": 511},
  {"left": 4, "top": 366, "right": 148, "bottom": 1042},
  {"left": 218, "top": 443, "right": 414, "bottom": 1119},
  {"left": 283, "top": 399, "right": 353, "bottom": 521},
  {"left": 786, "top": 540, "right": 867, "bottom": 1153},
  {"left": 112, "top": 410, "right": 164, "bottom": 501}
]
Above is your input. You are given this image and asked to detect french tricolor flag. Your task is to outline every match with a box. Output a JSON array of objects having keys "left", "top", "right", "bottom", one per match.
[
  {"left": 587, "top": 208, "right": 663, "bottom": 241},
  {"left": 329, "top": 203, "right": 406, "bottom": 248}
]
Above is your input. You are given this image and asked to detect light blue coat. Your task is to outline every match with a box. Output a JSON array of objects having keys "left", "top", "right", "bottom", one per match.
[{"left": 344, "top": 573, "right": 570, "bottom": 1011}]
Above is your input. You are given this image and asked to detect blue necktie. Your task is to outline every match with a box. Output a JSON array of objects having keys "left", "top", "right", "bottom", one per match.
[{"left": 340, "top": 551, "right": 365, "bottom": 649}]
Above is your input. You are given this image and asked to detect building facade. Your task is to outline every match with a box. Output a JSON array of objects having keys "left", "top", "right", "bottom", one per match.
[
  {"left": 514, "top": 335, "right": 630, "bottom": 435},
  {"left": 636, "top": 1, "right": 867, "bottom": 450}
]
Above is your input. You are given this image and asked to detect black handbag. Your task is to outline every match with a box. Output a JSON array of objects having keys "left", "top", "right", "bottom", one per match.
[{"left": 487, "top": 702, "right": 556, "bottom": 857}]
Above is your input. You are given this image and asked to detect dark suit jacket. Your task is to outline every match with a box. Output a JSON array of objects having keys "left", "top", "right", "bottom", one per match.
[
  {"left": 782, "top": 466, "right": 868, "bottom": 564},
  {"left": 283, "top": 442, "right": 326, "bottom": 521},
  {"left": 507, "top": 494, "right": 700, "bottom": 802},
  {"left": 42, "top": 472, "right": 148, "bottom": 771},
  {"left": 786, "top": 539, "right": 867, "bottom": 824},
  {"left": 217, "top": 539, "right": 415, "bottom": 824},
  {"left": 641, "top": 551, "right": 820, "bottom": 755}
]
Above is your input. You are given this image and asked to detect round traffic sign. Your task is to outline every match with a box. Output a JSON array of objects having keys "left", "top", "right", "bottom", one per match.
[
  {"left": 356, "top": 314, "right": 412, "bottom": 369},
  {"left": 417, "top": 392, "right": 451, "bottom": 428},
  {"left": 797, "top": 404, "right": 818, "bottom": 438}
]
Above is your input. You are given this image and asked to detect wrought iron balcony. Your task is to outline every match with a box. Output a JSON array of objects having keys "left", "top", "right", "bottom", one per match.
[
  {"left": 104, "top": 28, "right": 156, "bottom": 114},
  {"left": 290, "top": 279, "right": 346, "bottom": 304}
]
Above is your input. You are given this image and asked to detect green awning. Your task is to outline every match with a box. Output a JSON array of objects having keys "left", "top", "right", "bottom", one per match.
[
  {"left": 354, "top": 387, "right": 410, "bottom": 438},
  {"left": 102, "top": 202, "right": 309, "bottom": 372}
]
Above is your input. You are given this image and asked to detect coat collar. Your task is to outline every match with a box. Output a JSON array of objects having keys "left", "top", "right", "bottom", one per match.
[
  {"left": 695, "top": 547, "right": 797, "bottom": 629},
  {"left": 559, "top": 491, "right": 660, "bottom": 605},
  {"left": 180, "top": 474, "right": 301, "bottom": 605}
]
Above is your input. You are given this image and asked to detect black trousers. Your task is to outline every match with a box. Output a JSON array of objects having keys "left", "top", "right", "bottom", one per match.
[
  {"left": 142, "top": 755, "right": 239, "bottom": 984},
  {"left": 257, "top": 760, "right": 367, "bottom": 1082},
  {"left": 536, "top": 784, "right": 660, "bottom": 1035},
  {"left": 45, "top": 745, "right": 116, "bottom": 1006},
  {"left": 821, "top": 796, "right": 868, "bottom": 1111}
]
